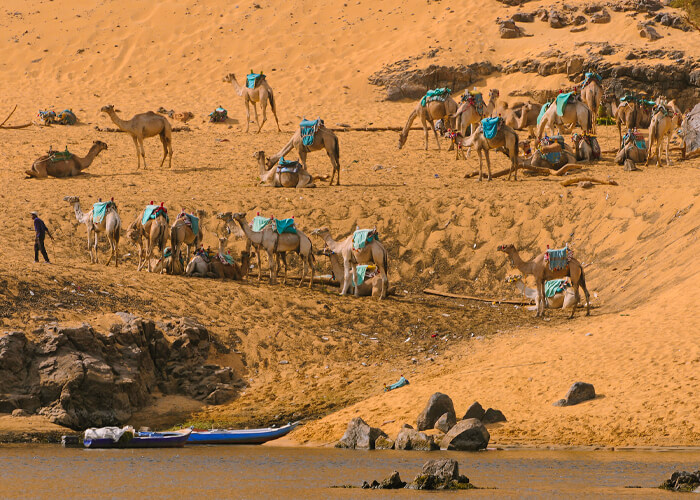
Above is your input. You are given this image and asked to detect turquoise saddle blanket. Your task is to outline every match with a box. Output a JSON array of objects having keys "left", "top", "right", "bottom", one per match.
[
  {"left": 546, "top": 246, "right": 570, "bottom": 271},
  {"left": 545, "top": 279, "right": 568, "bottom": 298},
  {"left": 623, "top": 130, "right": 646, "bottom": 150},
  {"left": 420, "top": 88, "right": 451, "bottom": 107},
  {"left": 142, "top": 205, "right": 168, "bottom": 225},
  {"left": 252, "top": 216, "right": 297, "bottom": 234},
  {"left": 542, "top": 151, "right": 562, "bottom": 164},
  {"left": 537, "top": 101, "right": 551, "bottom": 125},
  {"left": 556, "top": 92, "right": 574, "bottom": 117},
  {"left": 481, "top": 117, "right": 501, "bottom": 140},
  {"left": 581, "top": 72, "right": 602, "bottom": 89},
  {"left": 278, "top": 157, "right": 301, "bottom": 173},
  {"left": 246, "top": 73, "right": 263, "bottom": 89},
  {"left": 183, "top": 213, "right": 199, "bottom": 236},
  {"left": 300, "top": 118, "right": 322, "bottom": 146},
  {"left": 385, "top": 376, "right": 409, "bottom": 392},
  {"left": 92, "top": 201, "right": 114, "bottom": 223},
  {"left": 353, "top": 229, "right": 377, "bottom": 250}
]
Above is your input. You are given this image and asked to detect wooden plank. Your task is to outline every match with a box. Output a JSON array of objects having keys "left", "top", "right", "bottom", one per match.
[{"left": 423, "top": 288, "right": 531, "bottom": 305}]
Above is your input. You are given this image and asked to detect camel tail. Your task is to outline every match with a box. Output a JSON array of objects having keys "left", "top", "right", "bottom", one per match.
[
  {"left": 268, "top": 88, "right": 277, "bottom": 114},
  {"left": 334, "top": 133, "right": 340, "bottom": 164}
]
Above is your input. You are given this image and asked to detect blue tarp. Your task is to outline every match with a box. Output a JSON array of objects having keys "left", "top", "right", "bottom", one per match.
[
  {"left": 556, "top": 92, "right": 574, "bottom": 117},
  {"left": 385, "top": 376, "right": 409, "bottom": 392},
  {"left": 481, "top": 117, "right": 501, "bottom": 140}
]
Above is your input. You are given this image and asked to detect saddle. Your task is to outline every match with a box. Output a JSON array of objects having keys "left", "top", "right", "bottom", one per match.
[
  {"left": 277, "top": 157, "right": 301, "bottom": 174},
  {"left": 420, "top": 88, "right": 452, "bottom": 107},
  {"left": 481, "top": 117, "right": 502, "bottom": 140},
  {"left": 195, "top": 247, "right": 215, "bottom": 263},
  {"left": 555, "top": 92, "right": 575, "bottom": 117},
  {"left": 352, "top": 228, "right": 378, "bottom": 251},
  {"left": 300, "top": 118, "right": 323, "bottom": 146},
  {"left": 38, "top": 109, "right": 76, "bottom": 125},
  {"left": 142, "top": 203, "right": 169, "bottom": 225},
  {"left": 544, "top": 245, "right": 573, "bottom": 271},
  {"left": 209, "top": 107, "right": 228, "bottom": 123},
  {"left": 246, "top": 72, "right": 265, "bottom": 89},
  {"left": 217, "top": 253, "right": 236, "bottom": 266},
  {"left": 572, "top": 132, "right": 601, "bottom": 159},
  {"left": 581, "top": 72, "right": 602, "bottom": 89},
  {"left": 47, "top": 147, "right": 73, "bottom": 162}
]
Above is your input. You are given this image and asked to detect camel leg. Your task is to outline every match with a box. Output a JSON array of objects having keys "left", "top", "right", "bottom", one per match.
[
  {"left": 535, "top": 280, "right": 545, "bottom": 318},
  {"left": 484, "top": 149, "right": 492, "bottom": 181},
  {"left": 131, "top": 136, "right": 141, "bottom": 170},
  {"left": 340, "top": 260, "right": 352, "bottom": 296},
  {"left": 298, "top": 254, "right": 307, "bottom": 288},
  {"left": 665, "top": 134, "right": 672, "bottom": 166},
  {"left": 253, "top": 103, "right": 261, "bottom": 134},
  {"left": 138, "top": 136, "right": 148, "bottom": 169},
  {"left": 114, "top": 232, "right": 119, "bottom": 268},
  {"left": 420, "top": 115, "right": 430, "bottom": 151},
  {"left": 244, "top": 98, "right": 251, "bottom": 133},
  {"left": 258, "top": 99, "right": 267, "bottom": 133},
  {"left": 351, "top": 261, "right": 360, "bottom": 297},
  {"left": 93, "top": 232, "right": 100, "bottom": 265},
  {"left": 256, "top": 245, "right": 263, "bottom": 282},
  {"left": 308, "top": 254, "right": 315, "bottom": 289},
  {"left": 105, "top": 235, "right": 114, "bottom": 266},
  {"left": 267, "top": 249, "right": 277, "bottom": 284},
  {"left": 477, "top": 149, "right": 484, "bottom": 182},
  {"left": 159, "top": 135, "right": 168, "bottom": 169},
  {"left": 429, "top": 119, "right": 441, "bottom": 151},
  {"left": 379, "top": 264, "right": 389, "bottom": 300}
]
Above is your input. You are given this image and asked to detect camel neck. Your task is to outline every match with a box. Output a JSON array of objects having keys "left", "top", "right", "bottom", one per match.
[
  {"left": 72, "top": 202, "right": 86, "bottom": 223},
  {"left": 321, "top": 233, "right": 342, "bottom": 253},
  {"left": 106, "top": 110, "right": 128, "bottom": 130},
  {"left": 234, "top": 218, "right": 258, "bottom": 242},
  {"left": 509, "top": 250, "right": 533, "bottom": 275},
  {"left": 329, "top": 253, "right": 344, "bottom": 278},
  {"left": 79, "top": 145, "right": 102, "bottom": 170}
]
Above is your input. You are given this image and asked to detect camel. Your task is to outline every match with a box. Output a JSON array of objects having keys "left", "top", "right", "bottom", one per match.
[
  {"left": 515, "top": 102, "right": 543, "bottom": 138},
  {"left": 507, "top": 275, "right": 578, "bottom": 311},
  {"left": 519, "top": 147, "right": 578, "bottom": 170},
  {"left": 615, "top": 130, "right": 647, "bottom": 165},
  {"left": 266, "top": 123, "right": 341, "bottom": 185},
  {"left": 223, "top": 73, "right": 280, "bottom": 133},
  {"left": 646, "top": 102, "right": 683, "bottom": 167},
  {"left": 186, "top": 239, "right": 249, "bottom": 280},
  {"left": 254, "top": 151, "right": 317, "bottom": 188},
  {"left": 497, "top": 244, "right": 590, "bottom": 318},
  {"left": 170, "top": 211, "right": 205, "bottom": 274},
  {"left": 64, "top": 196, "right": 121, "bottom": 266},
  {"left": 398, "top": 94, "right": 459, "bottom": 150},
  {"left": 100, "top": 104, "right": 173, "bottom": 169},
  {"left": 311, "top": 227, "right": 389, "bottom": 299},
  {"left": 615, "top": 102, "right": 638, "bottom": 146},
  {"left": 150, "top": 247, "right": 181, "bottom": 274},
  {"left": 459, "top": 121, "right": 520, "bottom": 181},
  {"left": 219, "top": 212, "right": 314, "bottom": 287},
  {"left": 580, "top": 78, "right": 603, "bottom": 134},
  {"left": 536, "top": 97, "right": 592, "bottom": 139},
  {"left": 317, "top": 247, "right": 391, "bottom": 298},
  {"left": 571, "top": 133, "right": 599, "bottom": 162},
  {"left": 127, "top": 207, "right": 168, "bottom": 272},
  {"left": 26, "top": 141, "right": 107, "bottom": 179},
  {"left": 453, "top": 89, "right": 500, "bottom": 137}
]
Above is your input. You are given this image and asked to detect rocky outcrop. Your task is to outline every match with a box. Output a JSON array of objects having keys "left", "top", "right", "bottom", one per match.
[
  {"left": 498, "top": 19, "right": 525, "bottom": 39},
  {"left": 638, "top": 22, "right": 663, "bottom": 41},
  {"left": 336, "top": 417, "right": 388, "bottom": 449},
  {"left": 654, "top": 12, "right": 692, "bottom": 31},
  {"left": 591, "top": 9, "right": 611, "bottom": 23},
  {"left": 374, "top": 435, "right": 395, "bottom": 450},
  {"left": 512, "top": 12, "right": 535, "bottom": 22},
  {"left": 395, "top": 425, "right": 439, "bottom": 451},
  {"left": 417, "top": 392, "right": 456, "bottom": 430},
  {"left": 0, "top": 317, "right": 239, "bottom": 430},
  {"left": 407, "top": 459, "right": 473, "bottom": 490},
  {"left": 553, "top": 382, "right": 596, "bottom": 406},
  {"left": 440, "top": 418, "right": 490, "bottom": 451},
  {"left": 549, "top": 10, "right": 570, "bottom": 28},
  {"left": 660, "top": 470, "right": 700, "bottom": 492}
]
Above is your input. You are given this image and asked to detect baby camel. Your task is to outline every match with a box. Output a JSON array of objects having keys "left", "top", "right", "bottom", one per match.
[
  {"left": 498, "top": 244, "right": 590, "bottom": 318},
  {"left": 312, "top": 227, "right": 389, "bottom": 299}
]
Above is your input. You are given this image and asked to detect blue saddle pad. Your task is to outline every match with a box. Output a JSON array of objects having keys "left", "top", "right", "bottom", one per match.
[
  {"left": 278, "top": 157, "right": 301, "bottom": 172},
  {"left": 537, "top": 101, "right": 551, "bottom": 125},
  {"left": 352, "top": 229, "right": 376, "bottom": 250},
  {"left": 420, "top": 87, "right": 451, "bottom": 107},
  {"left": 252, "top": 216, "right": 271, "bottom": 232},
  {"left": 556, "top": 92, "right": 574, "bottom": 117},
  {"left": 545, "top": 279, "right": 568, "bottom": 298},
  {"left": 246, "top": 73, "right": 262, "bottom": 89},
  {"left": 92, "top": 201, "right": 113, "bottom": 223},
  {"left": 142, "top": 205, "right": 168, "bottom": 225},
  {"left": 300, "top": 118, "right": 321, "bottom": 146},
  {"left": 546, "top": 246, "right": 570, "bottom": 271},
  {"left": 542, "top": 151, "right": 562, "bottom": 164},
  {"left": 185, "top": 214, "right": 199, "bottom": 236},
  {"left": 274, "top": 218, "right": 297, "bottom": 234},
  {"left": 481, "top": 117, "right": 501, "bottom": 140}
]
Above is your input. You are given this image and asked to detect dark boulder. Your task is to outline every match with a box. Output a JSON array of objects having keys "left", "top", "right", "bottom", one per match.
[
  {"left": 395, "top": 426, "right": 439, "bottom": 451},
  {"left": 553, "top": 382, "right": 596, "bottom": 406},
  {"left": 591, "top": 9, "right": 611, "bottom": 23},
  {"left": 573, "top": 15, "right": 588, "bottom": 25},
  {"left": 499, "top": 19, "right": 524, "bottom": 39},
  {"left": 549, "top": 10, "right": 569, "bottom": 28},
  {"left": 482, "top": 408, "right": 507, "bottom": 424},
  {"left": 660, "top": 470, "right": 700, "bottom": 492},
  {"left": 374, "top": 435, "right": 395, "bottom": 450},
  {"left": 336, "top": 417, "right": 387, "bottom": 450},
  {"left": 512, "top": 12, "right": 535, "bottom": 22},
  {"left": 441, "top": 418, "right": 490, "bottom": 451},
  {"left": 462, "top": 401, "right": 485, "bottom": 420},
  {"left": 417, "top": 392, "right": 456, "bottom": 431},
  {"left": 407, "top": 459, "right": 472, "bottom": 490},
  {"left": 435, "top": 411, "right": 457, "bottom": 433},
  {"left": 381, "top": 471, "right": 406, "bottom": 489},
  {"left": 638, "top": 22, "right": 663, "bottom": 41}
]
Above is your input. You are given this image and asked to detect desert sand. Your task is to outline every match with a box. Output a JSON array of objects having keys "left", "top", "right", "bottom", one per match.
[{"left": 0, "top": 0, "right": 699, "bottom": 448}]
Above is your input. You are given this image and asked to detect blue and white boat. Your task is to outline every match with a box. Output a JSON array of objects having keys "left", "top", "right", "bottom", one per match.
[{"left": 187, "top": 422, "right": 299, "bottom": 445}]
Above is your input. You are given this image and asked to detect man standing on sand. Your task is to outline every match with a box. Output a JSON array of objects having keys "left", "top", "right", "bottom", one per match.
[{"left": 31, "top": 211, "right": 53, "bottom": 263}]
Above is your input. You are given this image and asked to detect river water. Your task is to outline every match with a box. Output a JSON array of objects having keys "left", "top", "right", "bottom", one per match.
[{"left": 0, "top": 445, "right": 697, "bottom": 498}]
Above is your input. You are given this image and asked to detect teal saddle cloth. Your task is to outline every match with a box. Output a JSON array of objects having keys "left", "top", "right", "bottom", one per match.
[
  {"left": 277, "top": 157, "right": 301, "bottom": 173},
  {"left": 300, "top": 118, "right": 322, "bottom": 146},
  {"left": 92, "top": 201, "right": 114, "bottom": 223},
  {"left": 546, "top": 246, "right": 570, "bottom": 271},
  {"left": 352, "top": 229, "right": 377, "bottom": 250},
  {"left": 545, "top": 279, "right": 568, "bottom": 298},
  {"left": 420, "top": 88, "right": 451, "bottom": 107},
  {"left": 182, "top": 213, "right": 199, "bottom": 236},
  {"left": 481, "top": 117, "right": 501, "bottom": 140},
  {"left": 537, "top": 101, "right": 551, "bottom": 125},
  {"left": 556, "top": 92, "right": 574, "bottom": 117},
  {"left": 246, "top": 73, "right": 263, "bottom": 89},
  {"left": 252, "top": 216, "right": 297, "bottom": 234},
  {"left": 142, "top": 205, "right": 168, "bottom": 225},
  {"left": 581, "top": 72, "right": 602, "bottom": 89}
]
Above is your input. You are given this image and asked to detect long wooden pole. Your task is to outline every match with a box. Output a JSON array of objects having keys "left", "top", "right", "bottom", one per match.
[{"left": 423, "top": 288, "right": 531, "bottom": 305}]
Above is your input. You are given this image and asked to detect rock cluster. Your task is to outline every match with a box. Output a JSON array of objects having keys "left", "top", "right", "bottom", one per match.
[
  {"left": 335, "top": 417, "right": 387, "bottom": 449},
  {"left": 361, "top": 459, "right": 473, "bottom": 490},
  {"left": 660, "top": 470, "right": 700, "bottom": 492},
  {"left": 0, "top": 317, "right": 239, "bottom": 429}
]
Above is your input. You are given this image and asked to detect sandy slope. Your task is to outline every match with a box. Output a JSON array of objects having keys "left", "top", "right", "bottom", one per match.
[{"left": 0, "top": 0, "right": 699, "bottom": 446}]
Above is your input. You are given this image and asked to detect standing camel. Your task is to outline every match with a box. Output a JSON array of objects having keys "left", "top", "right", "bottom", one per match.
[
  {"left": 453, "top": 89, "right": 500, "bottom": 137},
  {"left": 311, "top": 227, "right": 389, "bottom": 299},
  {"left": 127, "top": 206, "right": 169, "bottom": 272},
  {"left": 64, "top": 196, "right": 121, "bottom": 266},
  {"left": 615, "top": 102, "right": 638, "bottom": 147},
  {"left": 26, "top": 141, "right": 108, "bottom": 179},
  {"left": 580, "top": 78, "right": 603, "bottom": 134},
  {"left": 100, "top": 105, "right": 173, "bottom": 169},
  {"left": 459, "top": 120, "right": 520, "bottom": 181},
  {"left": 223, "top": 73, "right": 280, "bottom": 133},
  {"left": 536, "top": 97, "right": 592, "bottom": 139},
  {"left": 646, "top": 102, "right": 683, "bottom": 167},
  {"left": 266, "top": 123, "right": 341, "bottom": 185},
  {"left": 219, "top": 212, "right": 314, "bottom": 287},
  {"left": 398, "top": 94, "right": 458, "bottom": 151},
  {"left": 498, "top": 244, "right": 590, "bottom": 318},
  {"left": 170, "top": 211, "right": 205, "bottom": 274}
]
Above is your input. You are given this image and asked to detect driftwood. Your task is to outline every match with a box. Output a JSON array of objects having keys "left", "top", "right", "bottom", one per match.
[
  {"left": 0, "top": 105, "right": 31, "bottom": 129},
  {"left": 423, "top": 288, "right": 531, "bottom": 305},
  {"left": 560, "top": 176, "right": 619, "bottom": 187},
  {"left": 464, "top": 163, "right": 582, "bottom": 179},
  {"left": 94, "top": 125, "right": 191, "bottom": 133},
  {"left": 330, "top": 126, "right": 423, "bottom": 132}
]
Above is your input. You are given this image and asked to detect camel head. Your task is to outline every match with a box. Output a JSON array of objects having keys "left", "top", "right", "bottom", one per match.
[
  {"left": 519, "top": 140, "right": 532, "bottom": 156},
  {"left": 216, "top": 212, "right": 233, "bottom": 222},
  {"left": 497, "top": 243, "right": 515, "bottom": 254},
  {"left": 231, "top": 212, "right": 246, "bottom": 221},
  {"left": 315, "top": 246, "right": 333, "bottom": 257},
  {"left": 397, "top": 133, "right": 407, "bottom": 150},
  {"left": 311, "top": 227, "right": 330, "bottom": 238},
  {"left": 63, "top": 196, "right": 80, "bottom": 204},
  {"left": 489, "top": 89, "right": 500, "bottom": 101},
  {"left": 100, "top": 105, "right": 114, "bottom": 114},
  {"left": 222, "top": 73, "right": 236, "bottom": 83},
  {"left": 92, "top": 140, "right": 108, "bottom": 153}
]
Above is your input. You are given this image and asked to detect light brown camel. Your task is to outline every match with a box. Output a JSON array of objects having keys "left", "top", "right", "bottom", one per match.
[
  {"left": 515, "top": 102, "right": 543, "bottom": 138},
  {"left": 536, "top": 97, "right": 592, "bottom": 139},
  {"left": 26, "top": 141, "right": 107, "bottom": 179},
  {"left": 266, "top": 124, "right": 341, "bottom": 185},
  {"left": 453, "top": 89, "right": 500, "bottom": 137},
  {"left": 580, "top": 79, "right": 603, "bottom": 134},
  {"left": 185, "top": 237, "right": 247, "bottom": 280},
  {"left": 615, "top": 131, "right": 647, "bottom": 165},
  {"left": 223, "top": 73, "right": 280, "bottom": 133},
  {"left": 170, "top": 211, "right": 205, "bottom": 274},
  {"left": 518, "top": 147, "right": 578, "bottom": 170},
  {"left": 316, "top": 247, "right": 391, "bottom": 298},
  {"left": 507, "top": 275, "right": 578, "bottom": 311},
  {"left": 398, "top": 95, "right": 459, "bottom": 151},
  {"left": 100, "top": 105, "right": 173, "bottom": 169},
  {"left": 220, "top": 212, "right": 314, "bottom": 287},
  {"left": 64, "top": 196, "right": 121, "bottom": 266},
  {"left": 459, "top": 121, "right": 520, "bottom": 181},
  {"left": 254, "top": 151, "right": 317, "bottom": 188},
  {"left": 498, "top": 244, "right": 590, "bottom": 318},
  {"left": 646, "top": 102, "right": 683, "bottom": 167},
  {"left": 311, "top": 227, "right": 389, "bottom": 299},
  {"left": 127, "top": 207, "right": 168, "bottom": 272},
  {"left": 614, "top": 102, "right": 638, "bottom": 146}
]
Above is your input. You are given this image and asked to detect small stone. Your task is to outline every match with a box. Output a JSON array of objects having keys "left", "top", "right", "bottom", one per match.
[{"left": 462, "top": 401, "right": 485, "bottom": 421}]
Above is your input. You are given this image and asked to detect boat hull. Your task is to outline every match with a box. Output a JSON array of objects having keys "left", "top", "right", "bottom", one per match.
[
  {"left": 187, "top": 422, "right": 298, "bottom": 445},
  {"left": 84, "top": 431, "right": 191, "bottom": 449}
]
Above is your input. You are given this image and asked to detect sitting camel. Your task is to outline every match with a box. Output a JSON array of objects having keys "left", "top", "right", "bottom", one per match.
[
  {"left": 100, "top": 104, "right": 173, "bottom": 169},
  {"left": 185, "top": 239, "right": 249, "bottom": 280},
  {"left": 459, "top": 121, "right": 519, "bottom": 181},
  {"left": 150, "top": 247, "right": 181, "bottom": 275},
  {"left": 571, "top": 133, "right": 600, "bottom": 162},
  {"left": 64, "top": 196, "right": 121, "bottom": 266},
  {"left": 646, "top": 101, "right": 683, "bottom": 167},
  {"left": 219, "top": 212, "right": 314, "bottom": 287},
  {"left": 518, "top": 140, "right": 578, "bottom": 171},
  {"left": 452, "top": 89, "right": 500, "bottom": 137},
  {"left": 615, "top": 102, "right": 638, "bottom": 147},
  {"left": 615, "top": 130, "right": 647, "bottom": 165},
  {"left": 311, "top": 227, "right": 389, "bottom": 299},
  {"left": 26, "top": 141, "right": 107, "bottom": 179},
  {"left": 497, "top": 244, "right": 590, "bottom": 318},
  {"left": 127, "top": 206, "right": 168, "bottom": 272},
  {"left": 317, "top": 246, "right": 391, "bottom": 298},
  {"left": 537, "top": 97, "right": 592, "bottom": 139},
  {"left": 254, "top": 150, "right": 318, "bottom": 188},
  {"left": 223, "top": 73, "right": 280, "bottom": 133},
  {"left": 266, "top": 123, "right": 341, "bottom": 186},
  {"left": 507, "top": 275, "right": 578, "bottom": 311},
  {"left": 398, "top": 93, "right": 459, "bottom": 151},
  {"left": 515, "top": 102, "right": 543, "bottom": 138},
  {"left": 170, "top": 211, "right": 205, "bottom": 274}
]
